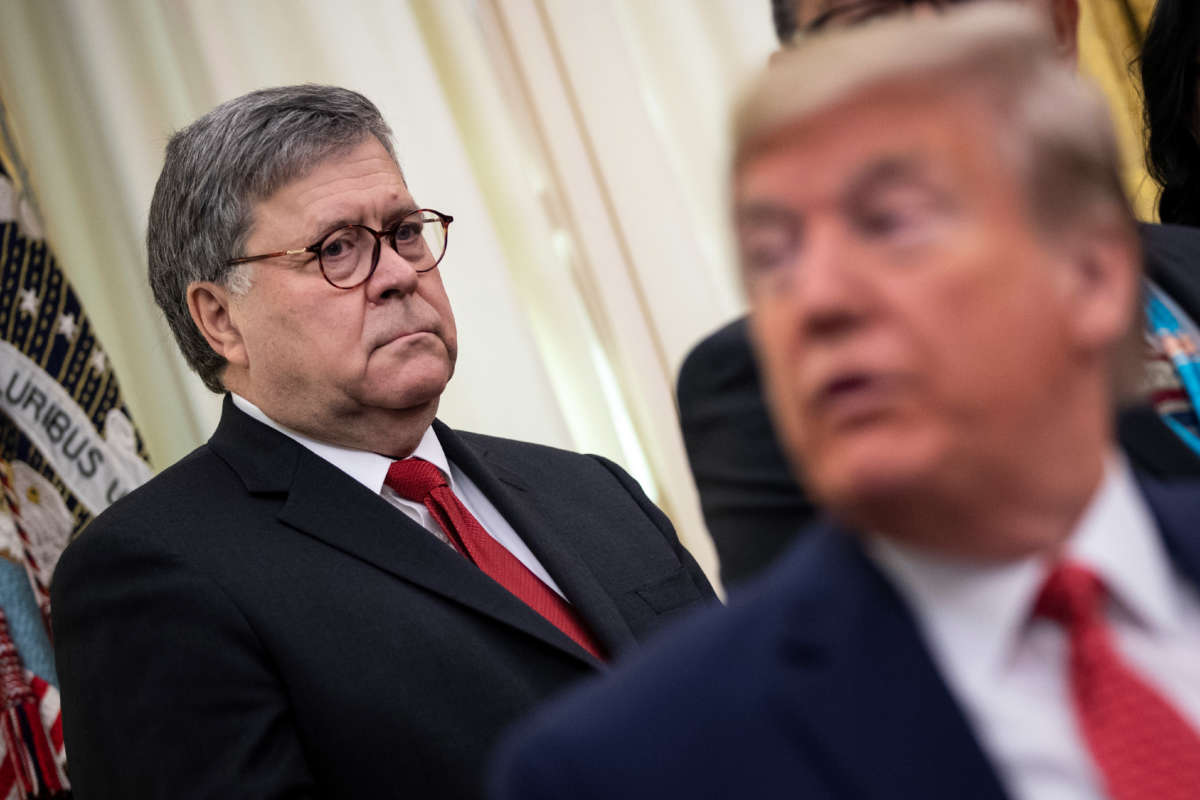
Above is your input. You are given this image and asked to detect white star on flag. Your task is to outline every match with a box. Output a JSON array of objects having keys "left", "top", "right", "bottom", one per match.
[
  {"left": 18, "top": 288, "right": 39, "bottom": 316},
  {"left": 88, "top": 348, "right": 107, "bottom": 374},
  {"left": 56, "top": 313, "right": 76, "bottom": 339}
]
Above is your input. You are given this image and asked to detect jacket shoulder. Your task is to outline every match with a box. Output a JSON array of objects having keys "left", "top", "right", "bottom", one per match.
[
  {"left": 451, "top": 428, "right": 597, "bottom": 463},
  {"left": 677, "top": 316, "right": 755, "bottom": 402},
  {"left": 78, "top": 443, "right": 238, "bottom": 530},
  {"left": 522, "top": 519, "right": 847, "bottom": 724},
  {"left": 447, "top": 427, "right": 639, "bottom": 487},
  {"left": 491, "top": 522, "right": 847, "bottom": 798},
  {"left": 56, "top": 442, "right": 254, "bottom": 586}
]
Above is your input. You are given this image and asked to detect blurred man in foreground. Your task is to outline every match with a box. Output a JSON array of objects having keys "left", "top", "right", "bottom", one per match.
[
  {"left": 496, "top": 7, "right": 1200, "bottom": 798},
  {"left": 50, "top": 85, "right": 714, "bottom": 799},
  {"left": 683, "top": 0, "right": 1200, "bottom": 591}
]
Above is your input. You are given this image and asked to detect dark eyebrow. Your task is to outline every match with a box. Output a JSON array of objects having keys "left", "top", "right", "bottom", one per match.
[
  {"left": 307, "top": 204, "right": 421, "bottom": 243},
  {"left": 382, "top": 203, "right": 420, "bottom": 225},
  {"left": 305, "top": 218, "right": 356, "bottom": 245},
  {"left": 735, "top": 202, "right": 797, "bottom": 227}
]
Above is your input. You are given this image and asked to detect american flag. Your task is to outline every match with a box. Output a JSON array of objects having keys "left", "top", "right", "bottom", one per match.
[{"left": 0, "top": 95, "right": 152, "bottom": 798}]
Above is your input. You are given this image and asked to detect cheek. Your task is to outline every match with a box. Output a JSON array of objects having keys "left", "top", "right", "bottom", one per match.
[
  {"left": 439, "top": 302, "right": 458, "bottom": 356},
  {"left": 420, "top": 277, "right": 456, "bottom": 329},
  {"left": 269, "top": 300, "right": 365, "bottom": 368},
  {"left": 750, "top": 305, "right": 807, "bottom": 439},
  {"left": 899, "top": 268, "right": 1058, "bottom": 417}
]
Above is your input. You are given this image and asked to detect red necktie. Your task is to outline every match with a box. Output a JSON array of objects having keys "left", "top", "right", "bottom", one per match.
[
  {"left": 1035, "top": 562, "right": 1200, "bottom": 800},
  {"left": 385, "top": 458, "right": 606, "bottom": 661}
]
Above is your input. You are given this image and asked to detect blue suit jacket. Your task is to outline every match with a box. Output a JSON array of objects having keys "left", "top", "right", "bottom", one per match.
[{"left": 491, "top": 479, "right": 1200, "bottom": 800}]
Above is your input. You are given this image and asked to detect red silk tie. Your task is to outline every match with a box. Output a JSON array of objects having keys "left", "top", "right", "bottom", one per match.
[
  {"left": 1035, "top": 562, "right": 1200, "bottom": 800},
  {"left": 384, "top": 458, "right": 606, "bottom": 661}
]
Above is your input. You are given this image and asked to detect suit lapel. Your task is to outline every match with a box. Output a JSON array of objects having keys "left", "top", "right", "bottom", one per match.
[
  {"left": 209, "top": 398, "right": 600, "bottom": 666},
  {"left": 434, "top": 422, "right": 634, "bottom": 661},
  {"left": 1139, "top": 477, "right": 1200, "bottom": 588},
  {"left": 767, "top": 528, "right": 1010, "bottom": 800},
  {"left": 1117, "top": 405, "right": 1200, "bottom": 479},
  {"left": 770, "top": 479, "right": 1200, "bottom": 799}
]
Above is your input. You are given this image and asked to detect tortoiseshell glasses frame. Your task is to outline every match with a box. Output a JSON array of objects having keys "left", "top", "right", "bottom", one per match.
[{"left": 224, "top": 208, "right": 454, "bottom": 290}]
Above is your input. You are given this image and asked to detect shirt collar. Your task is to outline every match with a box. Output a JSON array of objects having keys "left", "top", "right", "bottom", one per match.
[
  {"left": 1067, "top": 457, "right": 1179, "bottom": 636},
  {"left": 866, "top": 455, "right": 1177, "bottom": 686},
  {"left": 230, "top": 393, "right": 450, "bottom": 494}
]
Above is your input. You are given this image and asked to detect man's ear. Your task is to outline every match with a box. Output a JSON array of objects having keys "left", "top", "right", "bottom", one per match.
[
  {"left": 1055, "top": 222, "right": 1140, "bottom": 354},
  {"left": 186, "top": 281, "right": 248, "bottom": 368},
  {"left": 1046, "top": 0, "right": 1080, "bottom": 62}
]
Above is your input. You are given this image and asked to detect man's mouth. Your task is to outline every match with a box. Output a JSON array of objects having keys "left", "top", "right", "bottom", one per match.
[
  {"left": 811, "top": 372, "right": 900, "bottom": 427},
  {"left": 375, "top": 328, "right": 437, "bottom": 350}
]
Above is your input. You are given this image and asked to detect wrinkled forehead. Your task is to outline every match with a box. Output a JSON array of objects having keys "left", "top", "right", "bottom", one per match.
[
  {"left": 737, "top": 78, "right": 1001, "bottom": 184},
  {"left": 244, "top": 135, "right": 413, "bottom": 241}
]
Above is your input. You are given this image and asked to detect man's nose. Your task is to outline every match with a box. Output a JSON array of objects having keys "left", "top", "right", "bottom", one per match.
[
  {"left": 790, "top": 225, "right": 872, "bottom": 341},
  {"left": 366, "top": 240, "right": 421, "bottom": 300}
]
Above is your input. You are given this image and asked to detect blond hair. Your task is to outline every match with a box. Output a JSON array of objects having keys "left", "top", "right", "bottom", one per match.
[
  {"left": 733, "top": 3, "right": 1144, "bottom": 400},
  {"left": 734, "top": 3, "right": 1132, "bottom": 237}
]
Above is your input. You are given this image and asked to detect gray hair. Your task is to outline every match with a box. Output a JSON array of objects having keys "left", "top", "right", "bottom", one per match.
[{"left": 147, "top": 84, "right": 397, "bottom": 393}]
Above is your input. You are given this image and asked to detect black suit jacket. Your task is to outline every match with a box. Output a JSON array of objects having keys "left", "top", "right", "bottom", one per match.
[
  {"left": 678, "top": 222, "right": 1200, "bottom": 588},
  {"left": 492, "top": 477, "right": 1200, "bottom": 799},
  {"left": 677, "top": 316, "right": 817, "bottom": 588},
  {"left": 51, "top": 397, "right": 715, "bottom": 799}
]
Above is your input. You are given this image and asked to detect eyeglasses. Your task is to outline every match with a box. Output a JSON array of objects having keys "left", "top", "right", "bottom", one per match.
[
  {"left": 801, "top": 0, "right": 974, "bottom": 35},
  {"left": 225, "top": 208, "right": 454, "bottom": 289}
]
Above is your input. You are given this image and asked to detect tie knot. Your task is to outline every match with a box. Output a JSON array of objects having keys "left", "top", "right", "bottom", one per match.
[
  {"left": 385, "top": 458, "right": 447, "bottom": 501},
  {"left": 1035, "top": 562, "right": 1105, "bottom": 627}
]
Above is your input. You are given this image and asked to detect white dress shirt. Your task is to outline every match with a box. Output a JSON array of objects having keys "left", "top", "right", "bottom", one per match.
[
  {"left": 867, "top": 457, "right": 1200, "bottom": 800},
  {"left": 231, "top": 394, "right": 565, "bottom": 598}
]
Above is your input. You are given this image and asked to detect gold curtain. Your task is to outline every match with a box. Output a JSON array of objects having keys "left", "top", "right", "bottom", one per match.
[{"left": 1077, "top": 0, "right": 1158, "bottom": 220}]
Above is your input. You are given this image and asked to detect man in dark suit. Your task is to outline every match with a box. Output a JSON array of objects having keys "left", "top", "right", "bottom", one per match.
[
  {"left": 680, "top": 0, "right": 1200, "bottom": 589},
  {"left": 495, "top": 7, "right": 1200, "bottom": 798},
  {"left": 677, "top": 316, "right": 816, "bottom": 584},
  {"left": 49, "top": 85, "right": 715, "bottom": 799}
]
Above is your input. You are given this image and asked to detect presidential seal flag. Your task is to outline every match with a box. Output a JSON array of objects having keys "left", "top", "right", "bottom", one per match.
[{"left": 0, "top": 99, "right": 152, "bottom": 798}]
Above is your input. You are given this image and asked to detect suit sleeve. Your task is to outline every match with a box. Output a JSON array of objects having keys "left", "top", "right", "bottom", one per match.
[
  {"left": 51, "top": 525, "right": 316, "bottom": 800},
  {"left": 490, "top": 727, "right": 596, "bottom": 800},
  {"left": 588, "top": 455, "right": 717, "bottom": 603}
]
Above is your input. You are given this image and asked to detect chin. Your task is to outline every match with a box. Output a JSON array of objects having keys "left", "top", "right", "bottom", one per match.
[
  {"left": 804, "top": 428, "right": 947, "bottom": 516},
  {"left": 369, "top": 369, "right": 452, "bottom": 413},
  {"left": 817, "top": 463, "right": 927, "bottom": 516}
]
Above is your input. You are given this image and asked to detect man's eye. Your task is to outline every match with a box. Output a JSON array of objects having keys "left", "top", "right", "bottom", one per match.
[
  {"left": 321, "top": 232, "right": 360, "bottom": 260},
  {"left": 738, "top": 224, "right": 794, "bottom": 275},
  {"left": 858, "top": 205, "right": 931, "bottom": 242},
  {"left": 861, "top": 210, "right": 906, "bottom": 235},
  {"left": 742, "top": 243, "right": 792, "bottom": 275},
  {"left": 394, "top": 222, "right": 422, "bottom": 243}
]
